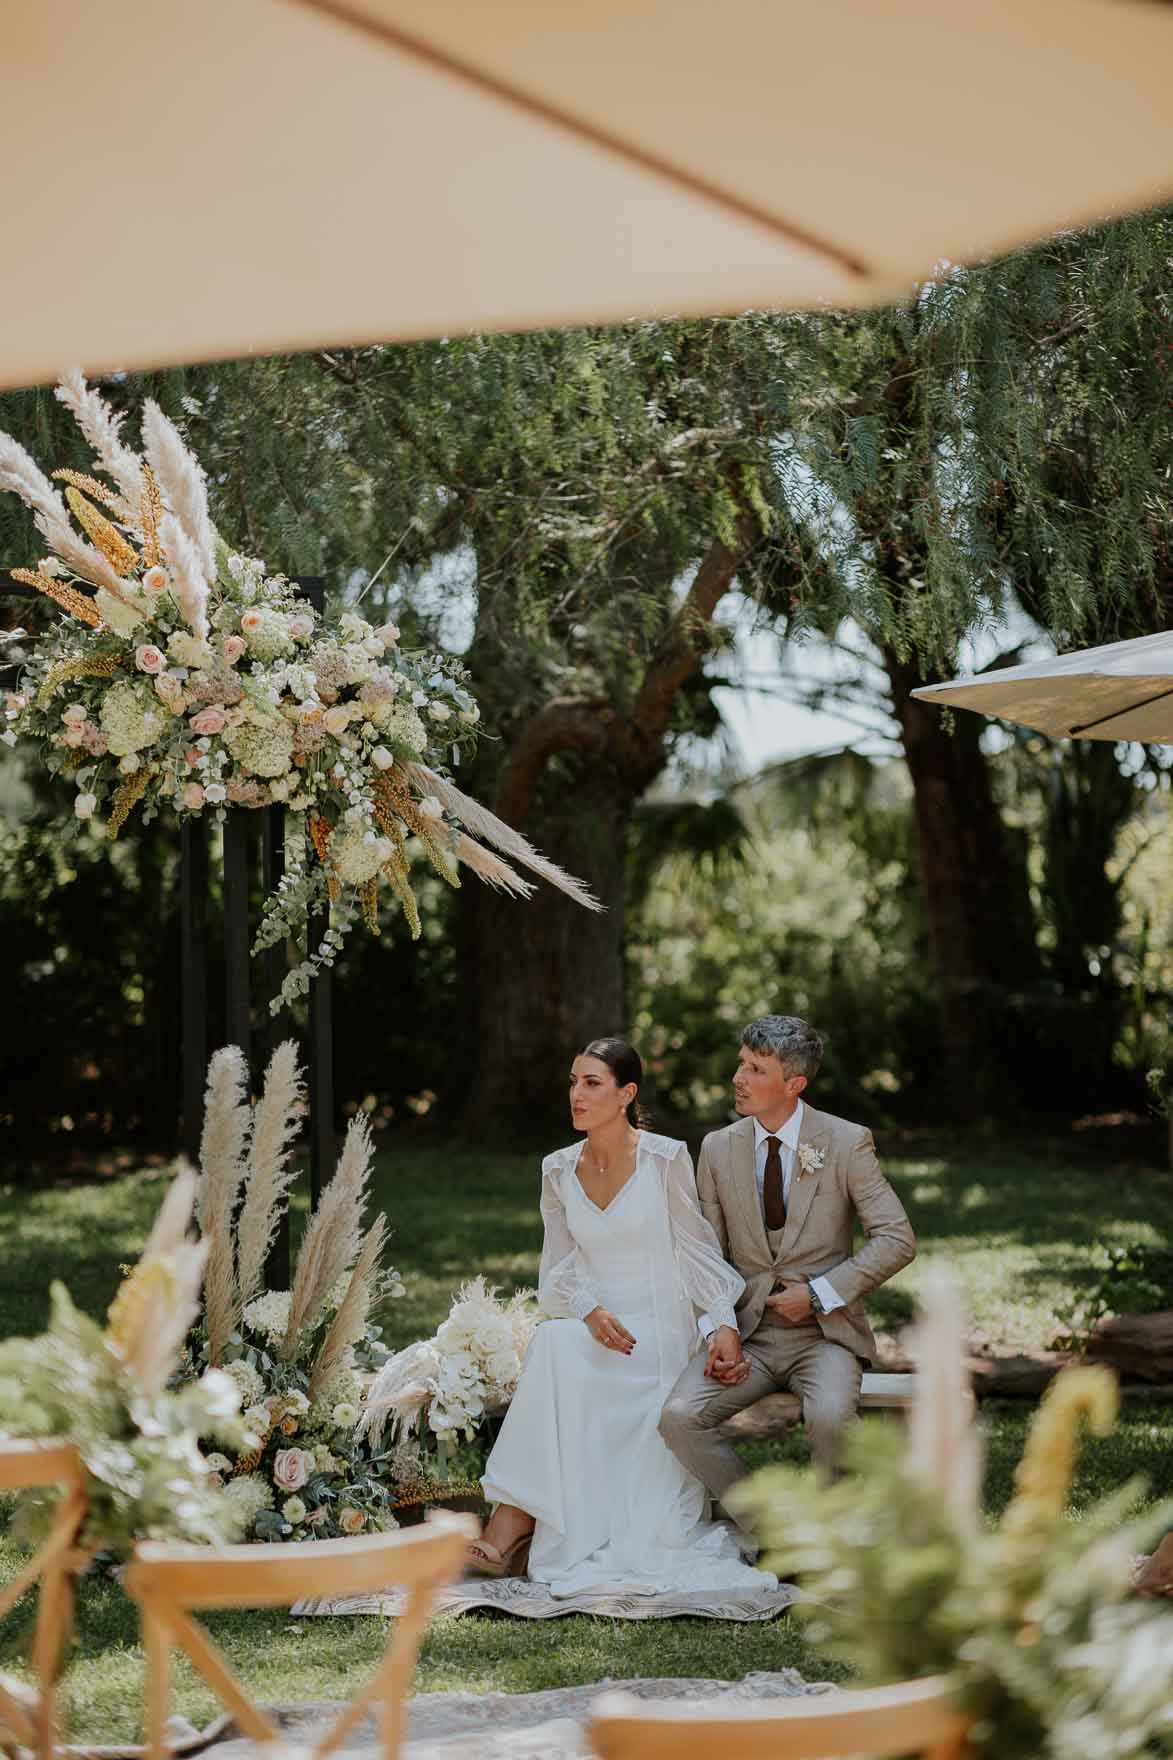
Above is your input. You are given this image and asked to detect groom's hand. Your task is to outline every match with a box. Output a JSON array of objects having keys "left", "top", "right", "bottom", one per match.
[
  {"left": 704, "top": 1324, "right": 748, "bottom": 1384},
  {"left": 765, "top": 1282, "right": 813, "bottom": 1323}
]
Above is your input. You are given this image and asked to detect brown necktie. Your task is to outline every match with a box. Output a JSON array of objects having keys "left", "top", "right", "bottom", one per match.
[{"left": 762, "top": 1135, "right": 787, "bottom": 1231}]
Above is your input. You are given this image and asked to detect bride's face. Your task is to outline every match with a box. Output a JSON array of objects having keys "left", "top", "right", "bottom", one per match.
[{"left": 569, "top": 1056, "right": 634, "bottom": 1132}]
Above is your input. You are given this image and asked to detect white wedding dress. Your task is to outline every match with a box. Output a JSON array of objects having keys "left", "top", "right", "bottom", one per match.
[{"left": 481, "top": 1131, "right": 775, "bottom": 1597}]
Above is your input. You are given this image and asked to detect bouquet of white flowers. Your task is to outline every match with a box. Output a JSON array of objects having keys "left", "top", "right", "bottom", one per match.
[{"left": 361, "top": 1278, "right": 540, "bottom": 1506}]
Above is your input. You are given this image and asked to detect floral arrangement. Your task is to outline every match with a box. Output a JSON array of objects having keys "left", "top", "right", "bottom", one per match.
[
  {"left": 360, "top": 1277, "right": 540, "bottom": 1505},
  {"left": 184, "top": 1041, "right": 411, "bottom": 1541},
  {"left": 0, "top": 1169, "right": 245, "bottom": 1558},
  {"left": 0, "top": 373, "right": 597, "bottom": 1006},
  {"left": 732, "top": 1269, "right": 1173, "bottom": 1760}
]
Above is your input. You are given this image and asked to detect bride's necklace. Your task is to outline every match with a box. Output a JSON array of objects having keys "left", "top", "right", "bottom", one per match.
[{"left": 584, "top": 1134, "right": 636, "bottom": 1180}]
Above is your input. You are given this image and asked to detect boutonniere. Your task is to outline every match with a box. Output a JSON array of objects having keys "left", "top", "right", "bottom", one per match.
[{"left": 796, "top": 1142, "right": 825, "bottom": 1179}]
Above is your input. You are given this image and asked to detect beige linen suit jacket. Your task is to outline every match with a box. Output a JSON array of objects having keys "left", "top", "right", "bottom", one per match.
[{"left": 695, "top": 1106, "right": 915, "bottom": 1364}]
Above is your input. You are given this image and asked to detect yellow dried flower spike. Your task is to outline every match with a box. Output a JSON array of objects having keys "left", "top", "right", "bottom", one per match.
[
  {"left": 106, "top": 1257, "right": 179, "bottom": 1360},
  {"left": 9, "top": 565, "right": 103, "bottom": 628},
  {"left": 1000, "top": 1364, "right": 1118, "bottom": 1550},
  {"left": 108, "top": 764, "right": 153, "bottom": 839},
  {"left": 373, "top": 769, "right": 459, "bottom": 889},
  {"left": 51, "top": 469, "right": 128, "bottom": 517},
  {"left": 36, "top": 651, "right": 123, "bottom": 709},
  {"left": 309, "top": 814, "right": 332, "bottom": 864},
  {"left": 359, "top": 875, "right": 381, "bottom": 934},
  {"left": 65, "top": 485, "right": 140, "bottom": 577},
  {"left": 139, "top": 462, "right": 163, "bottom": 569},
  {"left": 371, "top": 801, "right": 423, "bottom": 939}
]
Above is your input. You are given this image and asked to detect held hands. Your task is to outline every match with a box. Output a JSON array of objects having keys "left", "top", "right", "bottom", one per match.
[
  {"left": 704, "top": 1323, "right": 749, "bottom": 1385},
  {"left": 585, "top": 1306, "right": 636, "bottom": 1355},
  {"left": 765, "top": 1281, "right": 814, "bottom": 1323}
]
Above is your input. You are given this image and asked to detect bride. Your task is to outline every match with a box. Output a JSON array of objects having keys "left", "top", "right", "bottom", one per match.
[{"left": 468, "top": 1036, "right": 773, "bottom": 1596}]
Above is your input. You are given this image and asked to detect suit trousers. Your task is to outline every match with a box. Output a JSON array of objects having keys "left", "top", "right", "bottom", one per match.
[{"left": 658, "top": 1317, "right": 863, "bottom": 1540}]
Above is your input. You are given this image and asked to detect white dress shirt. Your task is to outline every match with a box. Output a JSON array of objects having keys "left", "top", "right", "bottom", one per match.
[{"left": 698, "top": 1100, "right": 845, "bottom": 1340}]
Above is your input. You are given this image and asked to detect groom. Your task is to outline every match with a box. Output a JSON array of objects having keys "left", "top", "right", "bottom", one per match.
[{"left": 659, "top": 1014, "right": 915, "bottom": 1526}]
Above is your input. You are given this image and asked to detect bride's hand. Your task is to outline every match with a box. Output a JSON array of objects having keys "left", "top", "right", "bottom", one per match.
[{"left": 585, "top": 1306, "right": 636, "bottom": 1355}]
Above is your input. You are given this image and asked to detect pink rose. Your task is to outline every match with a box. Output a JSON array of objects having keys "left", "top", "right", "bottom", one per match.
[
  {"left": 223, "top": 635, "right": 247, "bottom": 664},
  {"left": 134, "top": 644, "right": 166, "bottom": 675},
  {"left": 182, "top": 782, "right": 206, "bottom": 810},
  {"left": 272, "top": 1447, "right": 315, "bottom": 1493},
  {"left": 338, "top": 1507, "right": 365, "bottom": 1535},
  {"left": 288, "top": 614, "right": 314, "bottom": 641},
  {"left": 141, "top": 566, "right": 170, "bottom": 596},
  {"left": 183, "top": 746, "right": 202, "bottom": 767},
  {"left": 240, "top": 610, "right": 264, "bottom": 633},
  {"left": 190, "top": 706, "right": 228, "bottom": 735},
  {"left": 82, "top": 724, "right": 108, "bottom": 756},
  {"left": 154, "top": 673, "right": 185, "bottom": 710}
]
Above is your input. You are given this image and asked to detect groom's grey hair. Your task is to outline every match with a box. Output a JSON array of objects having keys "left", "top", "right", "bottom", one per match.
[{"left": 741, "top": 1015, "right": 824, "bottom": 1081}]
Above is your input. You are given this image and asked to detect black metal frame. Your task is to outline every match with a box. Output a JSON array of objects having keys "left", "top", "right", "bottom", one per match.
[{"left": 2, "top": 570, "right": 335, "bottom": 1280}]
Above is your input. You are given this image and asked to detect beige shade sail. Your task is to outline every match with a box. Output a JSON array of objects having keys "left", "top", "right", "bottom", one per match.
[
  {"left": 912, "top": 630, "right": 1173, "bottom": 744},
  {"left": 2, "top": 0, "right": 1173, "bottom": 387}
]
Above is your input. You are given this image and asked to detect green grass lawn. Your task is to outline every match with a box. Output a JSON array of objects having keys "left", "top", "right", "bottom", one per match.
[{"left": 1, "top": 1125, "right": 1170, "bottom": 1742}]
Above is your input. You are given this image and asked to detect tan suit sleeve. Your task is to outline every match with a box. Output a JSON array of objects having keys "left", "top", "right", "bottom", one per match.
[
  {"left": 695, "top": 1134, "right": 729, "bottom": 1259},
  {"left": 823, "top": 1128, "right": 916, "bottom": 1307}
]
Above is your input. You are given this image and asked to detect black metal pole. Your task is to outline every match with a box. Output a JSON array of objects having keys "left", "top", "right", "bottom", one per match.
[
  {"left": 222, "top": 810, "right": 252, "bottom": 1065},
  {"left": 179, "top": 816, "right": 209, "bottom": 1161}
]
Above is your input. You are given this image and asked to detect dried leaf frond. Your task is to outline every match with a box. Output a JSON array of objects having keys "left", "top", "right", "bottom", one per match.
[{"left": 409, "top": 763, "right": 602, "bottom": 911}]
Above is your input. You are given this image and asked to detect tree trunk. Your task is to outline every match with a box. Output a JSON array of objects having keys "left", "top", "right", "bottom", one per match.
[
  {"left": 459, "top": 776, "right": 631, "bottom": 1139},
  {"left": 885, "top": 647, "right": 1041, "bottom": 1104}
]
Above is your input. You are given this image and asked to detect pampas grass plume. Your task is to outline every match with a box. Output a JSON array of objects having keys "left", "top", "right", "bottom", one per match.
[
  {"left": 54, "top": 370, "right": 144, "bottom": 521},
  {"left": 408, "top": 764, "right": 601, "bottom": 911},
  {"left": 142, "top": 400, "right": 217, "bottom": 585},
  {"left": 237, "top": 1041, "right": 304, "bottom": 1312},
  {"left": 198, "top": 1046, "right": 251, "bottom": 1364},
  {"left": 282, "top": 1113, "right": 373, "bottom": 1358},
  {"left": 907, "top": 1264, "right": 981, "bottom": 1530},
  {"left": 309, "top": 1214, "right": 386, "bottom": 1399}
]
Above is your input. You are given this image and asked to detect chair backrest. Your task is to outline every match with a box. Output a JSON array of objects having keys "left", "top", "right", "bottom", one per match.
[
  {"left": 124, "top": 1510, "right": 477, "bottom": 1760},
  {"left": 588, "top": 1675, "right": 970, "bottom": 1760},
  {"left": 0, "top": 1440, "right": 89, "bottom": 1757}
]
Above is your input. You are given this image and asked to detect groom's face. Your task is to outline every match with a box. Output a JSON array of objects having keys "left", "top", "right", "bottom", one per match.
[{"left": 732, "top": 1044, "right": 805, "bottom": 1122}]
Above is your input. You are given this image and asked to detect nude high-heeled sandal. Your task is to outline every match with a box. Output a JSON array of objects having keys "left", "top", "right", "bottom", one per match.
[{"left": 465, "top": 1529, "right": 533, "bottom": 1579}]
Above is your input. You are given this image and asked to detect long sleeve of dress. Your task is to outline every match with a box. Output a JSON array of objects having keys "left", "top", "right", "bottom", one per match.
[
  {"left": 663, "top": 1143, "right": 743, "bottom": 1332},
  {"left": 537, "top": 1159, "right": 603, "bottom": 1322}
]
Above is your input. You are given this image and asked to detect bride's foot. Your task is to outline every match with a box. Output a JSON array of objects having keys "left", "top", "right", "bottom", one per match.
[
  {"left": 466, "top": 1505, "right": 535, "bottom": 1579},
  {"left": 466, "top": 1527, "right": 533, "bottom": 1579}
]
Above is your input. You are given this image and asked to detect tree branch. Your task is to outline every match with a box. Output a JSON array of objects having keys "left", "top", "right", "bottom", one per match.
[{"left": 494, "top": 695, "right": 617, "bottom": 825}]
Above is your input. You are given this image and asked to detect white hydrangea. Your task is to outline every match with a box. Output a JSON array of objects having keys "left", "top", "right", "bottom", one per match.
[
  {"left": 167, "top": 630, "right": 214, "bottom": 668},
  {"left": 240, "top": 606, "right": 296, "bottom": 662},
  {"left": 99, "top": 680, "right": 167, "bottom": 756},
  {"left": 95, "top": 588, "right": 145, "bottom": 634},
  {"left": 222, "top": 1473, "right": 275, "bottom": 1538},
  {"left": 331, "top": 822, "right": 393, "bottom": 885},
  {"left": 379, "top": 701, "right": 428, "bottom": 753},
  {"left": 243, "top": 1289, "right": 293, "bottom": 1346},
  {"left": 224, "top": 707, "right": 295, "bottom": 778},
  {"left": 223, "top": 1358, "right": 265, "bottom": 1408}
]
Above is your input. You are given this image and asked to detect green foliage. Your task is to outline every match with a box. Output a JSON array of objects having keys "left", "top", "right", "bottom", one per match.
[
  {"left": 0, "top": 1283, "right": 242, "bottom": 1557},
  {"left": 734, "top": 1408, "right": 1173, "bottom": 1760}
]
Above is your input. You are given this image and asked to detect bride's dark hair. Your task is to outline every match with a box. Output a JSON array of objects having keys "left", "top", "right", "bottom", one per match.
[{"left": 581, "top": 1036, "right": 649, "bottom": 1128}]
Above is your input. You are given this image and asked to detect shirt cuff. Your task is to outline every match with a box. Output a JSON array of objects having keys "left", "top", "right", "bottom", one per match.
[
  {"left": 698, "top": 1305, "right": 737, "bottom": 1339},
  {"left": 698, "top": 1312, "right": 716, "bottom": 1341},
  {"left": 811, "top": 1274, "right": 845, "bottom": 1314}
]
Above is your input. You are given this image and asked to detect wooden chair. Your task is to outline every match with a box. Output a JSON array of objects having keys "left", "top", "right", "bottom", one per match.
[
  {"left": 123, "top": 1511, "right": 477, "bottom": 1760},
  {"left": 588, "top": 1675, "right": 970, "bottom": 1760},
  {"left": 0, "top": 1440, "right": 90, "bottom": 1760}
]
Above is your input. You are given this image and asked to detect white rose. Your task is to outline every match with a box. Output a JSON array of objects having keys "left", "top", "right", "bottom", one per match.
[
  {"left": 118, "top": 753, "right": 140, "bottom": 774},
  {"left": 244, "top": 1403, "right": 271, "bottom": 1432},
  {"left": 428, "top": 702, "right": 452, "bottom": 722},
  {"left": 74, "top": 792, "right": 97, "bottom": 820},
  {"left": 322, "top": 705, "right": 351, "bottom": 736},
  {"left": 61, "top": 724, "right": 85, "bottom": 748},
  {"left": 204, "top": 781, "right": 227, "bottom": 804},
  {"left": 204, "top": 1452, "right": 233, "bottom": 1474},
  {"left": 288, "top": 613, "right": 314, "bottom": 641},
  {"left": 370, "top": 746, "right": 394, "bottom": 771},
  {"left": 418, "top": 795, "right": 444, "bottom": 820},
  {"left": 459, "top": 704, "right": 480, "bottom": 725},
  {"left": 62, "top": 704, "right": 87, "bottom": 726}
]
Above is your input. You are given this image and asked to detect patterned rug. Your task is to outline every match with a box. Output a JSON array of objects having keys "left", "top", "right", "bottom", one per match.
[
  {"left": 291, "top": 1575, "right": 798, "bottom": 1621},
  {"left": 184, "top": 1670, "right": 831, "bottom": 1759}
]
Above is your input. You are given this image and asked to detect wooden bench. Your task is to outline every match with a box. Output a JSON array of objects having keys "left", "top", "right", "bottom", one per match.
[{"left": 723, "top": 1371, "right": 916, "bottom": 1439}]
